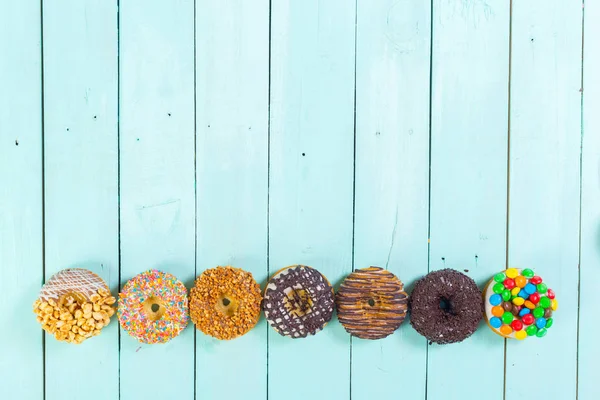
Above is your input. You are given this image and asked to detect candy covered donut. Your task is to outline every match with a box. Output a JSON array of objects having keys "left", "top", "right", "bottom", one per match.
[
  {"left": 263, "top": 265, "right": 335, "bottom": 338},
  {"left": 409, "top": 269, "right": 482, "bottom": 344},
  {"left": 190, "top": 266, "right": 262, "bottom": 340},
  {"left": 336, "top": 267, "right": 408, "bottom": 339},
  {"left": 118, "top": 270, "right": 189, "bottom": 344},
  {"left": 32, "top": 268, "right": 116, "bottom": 344},
  {"left": 483, "top": 268, "right": 557, "bottom": 340}
]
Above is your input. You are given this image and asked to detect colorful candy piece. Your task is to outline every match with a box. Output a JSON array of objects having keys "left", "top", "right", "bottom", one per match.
[
  {"left": 546, "top": 318, "right": 553, "bottom": 328},
  {"left": 533, "top": 307, "right": 545, "bottom": 319},
  {"left": 547, "top": 288, "right": 555, "bottom": 299},
  {"left": 515, "top": 275, "right": 527, "bottom": 288},
  {"left": 526, "top": 325, "right": 538, "bottom": 336},
  {"left": 536, "top": 317, "right": 547, "bottom": 329},
  {"left": 502, "top": 302, "right": 513, "bottom": 312},
  {"left": 519, "top": 308, "right": 530, "bottom": 317},
  {"left": 524, "top": 283, "right": 537, "bottom": 295},
  {"left": 518, "top": 289, "right": 529, "bottom": 299},
  {"left": 539, "top": 297, "right": 551, "bottom": 309},
  {"left": 503, "top": 278, "right": 515, "bottom": 289},
  {"left": 512, "top": 297, "right": 525, "bottom": 306},
  {"left": 529, "top": 292, "right": 540, "bottom": 304},
  {"left": 502, "top": 290, "right": 511, "bottom": 302},
  {"left": 531, "top": 276, "right": 542, "bottom": 285},
  {"left": 494, "top": 273, "right": 506, "bottom": 283},
  {"left": 522, "top": 269, "right": 534, "bottom": 278},
  {"left": 551, "top": 299, "right": 558, "bottom": 311},
  {"left": 502, "top": 312, "right": 514, "bottom": 325},
  {"left": 515, "top": 330, "right": 528, "bottom": 340},
  {"left": 524, "top": 300, "right": 536, "bottom": 309},
  {"left": 536, "top": 328, "right": 548, "bottom": 338},
  {"left": 493, "top": 283, "right": 505, "bottom": 294},
  {"left": 511, "top": 287, "right": 521, "bottom": 296},
  {"left": 511, "top": 320, "right": 523, "bottom": 331},
  {"left": 489, "top": 294, "right": 502, "bottom": 306},
  {"left": 500, "top": 325, "right": 513, "bottom": 335},
  {"left": 492, "top": 306, "right": 504, "bottom": 317},
  {"left": 544, "top": 308, "right": 553, "bottom": 319},
  {"left": 537, "top": 283, "right": 548, "bottom": 294},
  {"left": 522, "top": 314, "right": 535, "bottom": 325},
  {"left": 506, "top": 268, "right": 519, "bottom": 279},
  {"left": 490, "top": 317, "right": 502, "bottom": 329}
]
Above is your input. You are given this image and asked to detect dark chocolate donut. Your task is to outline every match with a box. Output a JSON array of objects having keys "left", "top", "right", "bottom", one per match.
[
  {"left": 263, "top": 265, "right": 334, "bottom": 338},
  {"left": 336, "top": 267, "right": 408, "bottom": 339},
  {"left": 409, "top": 269, "right": 482, "bottom": 344}
]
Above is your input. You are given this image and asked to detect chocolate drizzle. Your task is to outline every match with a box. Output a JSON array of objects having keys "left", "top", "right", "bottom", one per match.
[
  {"left": 409, "top": 269, "right": 482, "bottom": 344},
  {"left": 336, "top": 267, "right": 408, "bottom": 340},
  {"left": 263, "top": 265, "right": 334, "bottom": 338}
]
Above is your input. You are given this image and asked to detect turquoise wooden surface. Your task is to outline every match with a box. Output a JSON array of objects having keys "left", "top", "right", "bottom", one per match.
[{"left": 1, "top": 1, "right": 593, "bottom": 399}]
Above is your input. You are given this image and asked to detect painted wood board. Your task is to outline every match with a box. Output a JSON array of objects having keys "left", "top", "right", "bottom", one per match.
[
  {"left": 268, "top": 1, "right": 355, "bottom": 399},
  {"left": 42, "top": 1, "right": 120, "bottom": 398},
  {"left": 506, "top": 2, "right": 582, "bottom": 398},
  {"left": 119, "top": 1, "right": 196, "bottom": 399},
  {"left": 352, "top": 0, "right": 430, "bottom": 399},
  {"left": 0, "top": 1, "right": 43, "bottom": 398},
  {"left": 578, "top": 1, "right": 598, "bottom": 399},
  {"left": 428, "top": 1, "right": 510, "bottom": 399},
  {"left": 194, "top": 0, "right": 269, "bottom": 398}
]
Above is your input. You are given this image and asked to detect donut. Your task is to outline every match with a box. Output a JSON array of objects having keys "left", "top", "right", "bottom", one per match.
[
  {"left": 336, "top": 267, "right": 408, "bottom": 339},
  {"left": 263, "top": 265, "right": 334, "bottom": 338},
  {"left": 118, "top": 269, "right": 189, "bottom": 344},
  {"left": 483, "top": 268, "right": 557, "bottom": 340},
  {"left": 32, "top": 268, "right": 116, "bottom": 344},
  {"left": 189, "top": 266, "right": 262, "bottom": 340},
  {"left": 409, "top": 269, "right": 482, "bottom": 344}
]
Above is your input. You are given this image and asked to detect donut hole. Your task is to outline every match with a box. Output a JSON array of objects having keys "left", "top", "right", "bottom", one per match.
[
  {"left": 439, "top": 297, "right": 454, "bottom": 315},
  {"left": 368, "top": 298, "right": 376, "bottom": 307},
  {"left": 215, "top": 293, "right": 238, "bottom": 317},
  {"left": 142, "top": 296, "right": 166, "bottom": 321}
]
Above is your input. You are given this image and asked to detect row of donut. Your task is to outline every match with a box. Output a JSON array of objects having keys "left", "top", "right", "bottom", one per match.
[{"left": 33, "top": 265, "right": 558, "bottom": 345}]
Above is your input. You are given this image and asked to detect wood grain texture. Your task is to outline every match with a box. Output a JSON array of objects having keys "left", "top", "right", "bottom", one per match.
[
  {"left": 0, "top": 1, "right": 43, "bottom": 397},
  {"left": 195, "top": 0, "right": 269, "bottom": 398},
  {"left": 428, "top": 0, "right": 509, "bottom": 398},
  {"left": 579, "top": 1, "right": 599, "bottom": 398},
  {"left": 352, "top": 0, "right": 430, "bottom": 397},
  {"left": 506, "top": 2, "right": 582, "bottom": 399},
  {"left": 42, "top": 1, "right": 119, "bottom": 398},
  {"left": 268, "top": 0, "right": 355, "bottom": 398},
  {"left": 119, "top": 1, "right": 195, "bottom": 398}
]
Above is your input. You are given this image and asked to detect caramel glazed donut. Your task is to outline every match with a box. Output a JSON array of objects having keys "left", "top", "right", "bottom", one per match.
[
  {"left": 189, "top": 266, "right": 262, "bottom": 340},
  {"left": 263, "top": 265, "right": 335, "bottom": 338},
  {"left": 336, "top": 267, "right": 408, "bottom": 340}
]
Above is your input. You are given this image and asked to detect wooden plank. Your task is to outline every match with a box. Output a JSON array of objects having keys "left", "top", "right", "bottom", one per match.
[
  {"left": 579, "top": 1, "right": 599, "bottom": 399},
  {"left": 41, "top": 1, "right": 119, "bottom": 399},
  {"left": 428, "top": 1, "right": 510, "bottom": 399},
  {"left": 194, "top": 0, "right": 269, "bottom": 398},
  {"left": 268, "top": 1, "right": 355, "bottom": 399},
  {"left": 505, "top": 1, "right": 582, "bottom": 399},
  {"left": 0, "top": 2, "right": 43, "bottom": 398},
  {"left": 119, "top": 1, "right": 195, "bottom": 398},
  {"left": 352, "top": 0, "right": 430, "bottom": 399}
]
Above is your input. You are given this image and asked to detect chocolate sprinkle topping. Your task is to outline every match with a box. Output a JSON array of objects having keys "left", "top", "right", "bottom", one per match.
[
  {"left": 336, "top": 267, "right": 407, "bottom": 340},
  {"left": 263, "top": 265, "right": 334, "bottom": 338},
  {"left": 409, "top": 269, "right": 482, "bottom": 344}
]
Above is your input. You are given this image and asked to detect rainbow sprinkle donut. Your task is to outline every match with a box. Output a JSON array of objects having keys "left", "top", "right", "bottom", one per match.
[
  {"left": 483, "top": 268, "right": 558, "bottom": 340},
  {"left": 118, "top": 270, "right": 189, "bottom": 344}
]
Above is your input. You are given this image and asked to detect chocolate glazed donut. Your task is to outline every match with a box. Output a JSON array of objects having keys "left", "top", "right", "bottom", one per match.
[
  {"left": 336, "top": 267, "right": 408, "bottom": 339},
  {"left": 409, "top": 269, "right": 482, "bottom": 344}
]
